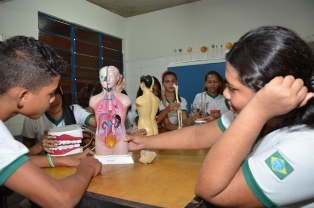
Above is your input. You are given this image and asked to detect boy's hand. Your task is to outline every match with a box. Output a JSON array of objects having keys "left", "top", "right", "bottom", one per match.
[{"left": 77, "top": 149, "right": 102, "bottom": 177}]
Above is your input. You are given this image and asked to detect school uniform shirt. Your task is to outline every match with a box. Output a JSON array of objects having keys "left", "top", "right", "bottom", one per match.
[
  {"left": 217, "top": 112, "right": 314, "bottom": 207},
  {"left": 193, "top": 92, "right": 225, "bottom": 109},
  {"left": 159, "top": 97, "right": 187, "bottom": 125},
  {"left": 0, "top": 120, "right": 29, "bottom": 185},
  {"left": 22, "top": 104, "right": 94, "bottom": 143},
  {"left": 205, "top": 99, "right": 230, "bottom": 116}
]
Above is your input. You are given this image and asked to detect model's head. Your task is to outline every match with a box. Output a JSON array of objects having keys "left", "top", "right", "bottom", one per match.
[
  {"left": 77, "top": 82, "right": 103, "bottom": 108},
  {"left": 140, "top": 75, "right": 153, "bottom": 89},
  {"left": 99, "top": 66, "right": 119, "bottom": 89},
  {"left": 0, "top": 36, "right": 66, "bottom": 95},
  {"left": 225, "top": 26, "right": 314, "bottom": 127},
  {"left": 204, "top": 71, "right": 222, "bottom": 95}
]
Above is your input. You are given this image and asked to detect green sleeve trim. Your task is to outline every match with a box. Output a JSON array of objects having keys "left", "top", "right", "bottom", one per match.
[
  {"left": 217, "top": 117, "right": 227, "bottom": 132},
  {"left": 22, "top": 136, "right": 36, "bottom": 143},
  {"left": 0, "top": 155, "right": 29, "bottom": 185},
  {"left": 242, "top": 160, "right": 278, "bottom": 208},
  {"left": 84, "top": 114, "right": 94, "bottom": 125}
]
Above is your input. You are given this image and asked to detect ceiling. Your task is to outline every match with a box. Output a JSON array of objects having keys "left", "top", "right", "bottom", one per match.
[{"left": 86, "top": 0, "right": 200, "bottom": 18}]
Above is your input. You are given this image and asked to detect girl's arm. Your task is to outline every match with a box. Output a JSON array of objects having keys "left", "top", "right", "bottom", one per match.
[
  {"left": 126, "top": 117, "right": 223, "bottom": 150},
  {"left": 195, "top": 76, "right": 310, "bottom": 206}
]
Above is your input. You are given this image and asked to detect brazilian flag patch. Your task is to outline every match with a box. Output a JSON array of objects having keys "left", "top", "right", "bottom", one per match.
[{"left": 265, "top": 151, "right": 294, "bottom": 180}]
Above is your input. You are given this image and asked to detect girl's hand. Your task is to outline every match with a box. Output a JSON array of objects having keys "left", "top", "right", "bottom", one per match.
[
  {"left": 42, "top": 130, "right": 58, "bottom": 153},
  {"left": 166, "top": 102, "right": 180, "bottom": 112},
  {"left": 199, "top": 115, "right": 217, "bottom": 123},
  {"left": 252, "top": 76, "right": 314, "bottom": 119},
  {"left": 124, "top": 134, "right": 146, "bottom": 151},
  {"left": 114, "top": 74, "right": 125, "bottom": 93}
]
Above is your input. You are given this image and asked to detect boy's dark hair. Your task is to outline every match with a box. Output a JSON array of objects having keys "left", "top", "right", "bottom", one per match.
[
  {"left": 226, "top": 26, "right": 314, "bottom": 128},
  {"left": 0, "top": 36, "right": 66, "bottom": 94},
  {"left": 77, "top": 82, "right": 103, "bottom": 108}
]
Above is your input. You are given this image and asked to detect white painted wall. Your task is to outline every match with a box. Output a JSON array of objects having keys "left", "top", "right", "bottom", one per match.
[
  {"left": 0, "top": 0, "right": 125, "bottom": 135},
  {"left": 1, "top": 0, "right": 314, "bottom": 135},
  {"left": 124, "top": 0, "right": 314, "bottom": 101}
]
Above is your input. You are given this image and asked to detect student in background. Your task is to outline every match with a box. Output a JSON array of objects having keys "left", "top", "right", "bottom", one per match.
[
  {"left": 125, "top": 26, "right": 314, "bottom": 207},
  {"left": 0, "top": 36, "right": 101, "bottom": 208},
  {"left": 159, "top": 71, "right": 195, "bottom": 130},
  {"left": 193, "top": 71, "right": 229, "bottom": 122},
  {"left": 77, "top": 82, "right": 103, "bottom": 114},
  {"left": 22, "top": 85, "right": 96, "bottom": 155}
]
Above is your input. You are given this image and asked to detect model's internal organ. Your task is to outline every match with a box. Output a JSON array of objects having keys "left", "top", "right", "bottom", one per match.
[{"left": 98, "top": 113, "right": 122, "bottom": 148}]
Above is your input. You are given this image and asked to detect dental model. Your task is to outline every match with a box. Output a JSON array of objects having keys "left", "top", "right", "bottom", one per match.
[{"left": 48, "top": 124, "right": 84, "bottom": 156}]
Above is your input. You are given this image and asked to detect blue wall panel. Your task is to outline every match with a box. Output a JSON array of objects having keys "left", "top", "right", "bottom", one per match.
[{"left": 169, "top": 62, "right": 226, "bottom": 113}]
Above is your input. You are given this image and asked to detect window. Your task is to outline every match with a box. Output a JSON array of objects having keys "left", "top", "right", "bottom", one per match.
[{"left": 38, "top": 12, "right": 123, "bottom": 104}]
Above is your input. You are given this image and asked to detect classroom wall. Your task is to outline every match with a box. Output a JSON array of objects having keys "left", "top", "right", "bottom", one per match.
[
  {"left": 1, "top": 0, "right": 314, "bottom": 135},
  {"left": 124, "top": 0, "right": 314, "bottom": 101},
  {"left": 0, "top": 0, "right": 125, "bottom": 135}
]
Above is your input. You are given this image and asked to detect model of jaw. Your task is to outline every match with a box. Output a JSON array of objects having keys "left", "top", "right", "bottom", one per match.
[{"left": 48, "top": 124, "right": 83, "bottom": 156}]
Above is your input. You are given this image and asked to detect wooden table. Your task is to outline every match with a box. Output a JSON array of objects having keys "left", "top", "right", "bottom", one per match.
[{"left": 42, "top": 149, "right": 208, "bottom": 207}]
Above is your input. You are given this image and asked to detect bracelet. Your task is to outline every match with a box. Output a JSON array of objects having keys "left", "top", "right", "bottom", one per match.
[{"left": 47, "top": 154, "right": 55, "bottom": 168}]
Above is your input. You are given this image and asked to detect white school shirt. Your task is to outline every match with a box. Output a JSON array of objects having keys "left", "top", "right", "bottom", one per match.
[
  {"left": 0, "top": 120, "right": 29, "bottom": 185},
  {"left": 217, "top": 112, "right": 314, "bottom": 207},
  {"left": 193, "top": 92, "right": 225, "bottom": 109},
  {"left": 22, "top": 104, "right": 93, "bottom": 143},
  {"left": 205, "top": 98, "right": 230, "bottom": 116},
  {"left": 159, "top": 97, "right": 187, "bottom": 125}
]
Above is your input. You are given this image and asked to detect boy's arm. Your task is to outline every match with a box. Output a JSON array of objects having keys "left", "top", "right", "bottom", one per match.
[{"left": 5, "top": 155, "right": 101, "bottom": 208}]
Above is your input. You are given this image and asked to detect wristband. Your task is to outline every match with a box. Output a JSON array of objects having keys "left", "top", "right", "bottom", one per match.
[{"left": 47, "top": 154, "right": 55, "bottom": 168}]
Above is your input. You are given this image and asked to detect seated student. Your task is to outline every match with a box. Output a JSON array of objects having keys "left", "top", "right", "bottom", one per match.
[
  {"left": 125, "top": 26, "right": 314, "bottom": 207},
  {"left": 77, "top": 82, "right": 103, "bottom": 114},
  {"left": 0, "top": 36, "right": 101, "bottom": 208},
  {"left": 22, "top": 85, "right": 96, "bottom": 155},
  {"left": 159, "top": 71, "right": 194, "bottom": 130},
  {"left": 193, "top": 71, "right": 229, "bottom": 121}
]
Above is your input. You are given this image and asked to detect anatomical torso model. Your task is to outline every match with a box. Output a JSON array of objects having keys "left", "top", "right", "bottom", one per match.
[{"left": 89, "top": 66, "right": 131, "bottom": 155}]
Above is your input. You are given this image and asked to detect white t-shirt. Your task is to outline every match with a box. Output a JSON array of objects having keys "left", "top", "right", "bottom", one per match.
[
  {"left": 159, "top": 97, "right": 187, "bottom": 125},
  {"left": 22, "top": 104, "right": 93, "bottom": 143},
  {"left": 193, "top": 92, "right": 225, "bottom": 111},
  {"left": 217, "top": 112, "right": 314, "bottom": 207},
  {"left": 205, "top": 99, "right": 230, "bottom": 116},
  {"left": 0, "top": 120, "right": 29, "bottom": 185}
]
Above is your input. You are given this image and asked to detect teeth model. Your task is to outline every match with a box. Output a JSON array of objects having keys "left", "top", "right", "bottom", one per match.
[{"left": 48, "top": 124, "right": 83, "bottom": 156}]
